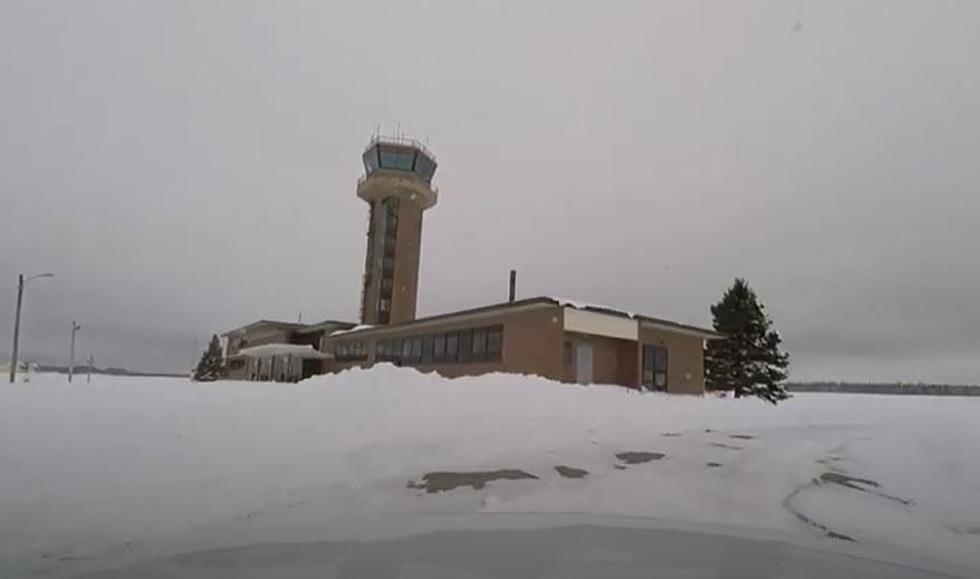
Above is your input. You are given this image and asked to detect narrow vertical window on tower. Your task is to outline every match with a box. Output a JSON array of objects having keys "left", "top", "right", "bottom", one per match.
[
  {"left": 376, "top": 196, "right": 400, "bottom": 324},
  {"left": 360, "top": 201, "right": 378, "bottom": 322}
]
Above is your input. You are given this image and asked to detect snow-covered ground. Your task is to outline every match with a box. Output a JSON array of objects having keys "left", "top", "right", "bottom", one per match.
[{"left": 2, "top": 368, "right": 979, "bottom": 577}]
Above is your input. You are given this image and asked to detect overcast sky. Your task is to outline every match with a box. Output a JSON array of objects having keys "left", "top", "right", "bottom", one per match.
[{"left": 2, "top": 1, "right": 978, "bottom": 382}]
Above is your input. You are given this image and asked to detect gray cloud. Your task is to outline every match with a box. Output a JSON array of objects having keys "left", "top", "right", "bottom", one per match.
[{"left": 1, "top": 1, "right": 978, "bottom": 382}]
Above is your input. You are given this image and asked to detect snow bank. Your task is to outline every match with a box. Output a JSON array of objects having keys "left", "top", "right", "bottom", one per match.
[{"left": 2, "top": 368, "right": 979, "bottom": 577}]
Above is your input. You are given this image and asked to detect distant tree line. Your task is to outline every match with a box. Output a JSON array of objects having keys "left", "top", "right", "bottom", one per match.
[
  {"left": 36, "top": 364, "right": 185, "bottom": 378},
  {"left": 787, "top": 382, "right": 980, "bottom": 396}
]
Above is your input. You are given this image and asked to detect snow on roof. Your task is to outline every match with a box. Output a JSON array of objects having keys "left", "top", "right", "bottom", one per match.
[
  {"left": 221, "top": 320, "right": 305, "bottom": 336},
  {"left": 551, "top": 297, "right": 636, "bottom": 318},
  {"left": 329, "top": 324, "right": 374, "bottom": 337},
  {"left": 551, "top": 296, "right": 721, "bottom": 338},
  {"left": 237, "top": 344, "right": 331, "bottom": 359}
]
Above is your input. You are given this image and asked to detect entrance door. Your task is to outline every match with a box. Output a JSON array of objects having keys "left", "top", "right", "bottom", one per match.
[
  {"left": 642, "top": 345, "right": 668, "bottom": 391},
  {"left": 575, "top": 343, "right": 593, "bottom": 384}
]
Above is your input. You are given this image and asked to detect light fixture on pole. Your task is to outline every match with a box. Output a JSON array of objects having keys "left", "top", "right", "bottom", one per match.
[
  {"left": 68, "top": 321, "right": 81, "bottom": 383},
  {"left": 9, "top": 272, "right": 54, "bottom": 384}
]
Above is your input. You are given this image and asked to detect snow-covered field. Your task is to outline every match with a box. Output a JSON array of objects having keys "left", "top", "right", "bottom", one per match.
[{"left": 2, "top": 368, "right": 979, "bottom": 577}]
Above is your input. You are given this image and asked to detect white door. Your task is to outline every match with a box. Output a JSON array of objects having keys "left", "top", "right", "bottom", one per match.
[{"left": 575, "top": 343, "right": 593, "bottom": 384}]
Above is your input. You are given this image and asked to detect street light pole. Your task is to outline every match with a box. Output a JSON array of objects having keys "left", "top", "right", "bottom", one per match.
[
  {"left": 9, "top": 272, "right": 54, "bottom": 384},
  {"left": 68, "top": 321, "right": 81, "bottom": 383},
  {"left": 9, "top": 275, "right": 24, "bottom": 384}
]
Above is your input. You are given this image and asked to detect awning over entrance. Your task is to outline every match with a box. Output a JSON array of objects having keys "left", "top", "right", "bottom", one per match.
[{"left": 237, "top": 344, "right": 331, "bottom": 383}]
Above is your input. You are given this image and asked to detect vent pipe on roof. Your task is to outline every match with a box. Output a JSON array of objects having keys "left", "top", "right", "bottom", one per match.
[{"left": 509, "top": 270, "right": 517, "bottom": 303}]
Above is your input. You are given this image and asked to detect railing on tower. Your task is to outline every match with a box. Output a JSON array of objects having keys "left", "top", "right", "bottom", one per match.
[{"left": 366, "top": 134, "right": 437, "bottom": 162}]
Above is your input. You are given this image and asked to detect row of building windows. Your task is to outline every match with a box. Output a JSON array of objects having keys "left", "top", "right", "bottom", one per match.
[
  {"left": 376, "top": 325, "right": 504, "bottom": 365},
  {"left": 331, "top": 325, "right": 504, "bottom": 366},
  {"left": 334, "top": 340, "right": 368, "bottom": 362}
]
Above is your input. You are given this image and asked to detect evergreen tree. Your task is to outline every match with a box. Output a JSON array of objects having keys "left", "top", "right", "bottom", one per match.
[
  {"left": 192, "top": 334, "right": 224, "bottom": 382},
  {"left": 705, "top": 278, "right": 790, "bottom": 404}
]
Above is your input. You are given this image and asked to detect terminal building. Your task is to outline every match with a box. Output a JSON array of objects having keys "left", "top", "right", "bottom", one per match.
[{"left": 222, "top": 136, "right": 722, "bottom": 392}]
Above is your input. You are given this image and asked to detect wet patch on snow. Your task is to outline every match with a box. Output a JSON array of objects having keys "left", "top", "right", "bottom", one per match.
[
  {"left": 729, "top": 434, "right": 755, "bottom": 440},
  {"left": 708, "top": 442, "right": 743, "bottom": 451},
  {"left": 553, "top": 465, "right": 589, "bottom": 479},
  {"left": 818, "top": 471, "right": 914, "bottom": 506},
  {"left": 661, "top": 432, "right": 682, "bottom": 437},
  {"left": 408, "top": 469, "right": 538, "bottom": 493},
  {"left": 615, "top": 451, "right": 666, "bottom": 465},
  {"left": 819, "top": 471, "right": 879, "bottom": 491},
  {"left": 706, "top": 462, "right": 723, "bottom": 468},
  {"left": 781, "top": 485, "right": 857, "bottom": 542}
]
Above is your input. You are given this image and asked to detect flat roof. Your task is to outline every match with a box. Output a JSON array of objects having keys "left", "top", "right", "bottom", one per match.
[
  {"left": 222, "top": 318, "right": 356, "bottom": 337},
  {"left": 324, "top": 297, "right": 723, "bottom": 340}
]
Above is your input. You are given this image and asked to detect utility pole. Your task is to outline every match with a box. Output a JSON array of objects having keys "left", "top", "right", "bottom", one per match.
[
  {"left": 68, "top": 321, "right": 81, "bottom": 383},
  {"left": 87, "top": 355, "right": 94, "bottom": 383},
  {"left": 9, "top": 272, "right": 54, "bottom": 383},
  {"left": 9, "top": 275, "right": 23, "bottom": 384}
]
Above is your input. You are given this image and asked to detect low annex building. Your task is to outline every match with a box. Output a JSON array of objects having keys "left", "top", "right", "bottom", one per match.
[{"left": 221, "top": 136, "right": 722, "bottom": 391}]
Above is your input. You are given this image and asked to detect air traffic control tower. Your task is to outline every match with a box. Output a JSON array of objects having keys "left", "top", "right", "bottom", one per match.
[{"left": 356, "top": 136, "right": 438, "bottom": 325}]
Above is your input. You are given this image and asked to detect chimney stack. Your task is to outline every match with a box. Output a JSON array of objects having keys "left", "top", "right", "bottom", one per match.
[{"left": 508, "top": 269, "right": 517, "bottom": 303}]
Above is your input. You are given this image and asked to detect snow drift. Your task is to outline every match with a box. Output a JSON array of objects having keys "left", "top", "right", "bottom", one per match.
[{"left": 1, "top": 367, "right": 979, "bottom": 577}]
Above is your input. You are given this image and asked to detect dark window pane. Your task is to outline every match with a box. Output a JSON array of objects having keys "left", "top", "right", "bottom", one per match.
[
  {"left": 458, "top": 329, "right": 473, "bottom": 363},
  {"left": 414, "top": 153, "right": 436, "bottom": 183},
  {"left": 379, "top": 148, "right": 415, "bottom": 171},
  {"left": 421, "top": 335, "right": 433, "bottom": 364},
  {"left": 446, "top": 333, "right": 459, "bottom": 361},
  {"left": 472, "top": 328, "right": 487, "bottom": 362},
  {"left": 487, "top": 326, "right": 503, "bottom": 362},
  {"left": 362, "top": 146, "right": 380, "bottom": 174},
  {"left": 434, "top": 333, "right": 446, "bottom": 359},
  {"left": 473, "top": 329, "right": 487, "bottom": 353},
  {"left": 401, "top": 338, "right": 412, "bottom": 360},
  {"left": 641, "top": 345, "right": 668, "bottom": 390},
  {"left": 655, "top": 348, "right": 668, "bottom": 371},
  {"left": 411, "top": 336, "right": 422, "bottom": 361}
]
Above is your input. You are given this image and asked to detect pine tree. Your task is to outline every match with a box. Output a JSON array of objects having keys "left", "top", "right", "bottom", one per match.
[
  {"left": 705, "top": 278, "right": 790, "bottom": 404},
  {"left": 192, "top": 334, "right": 224, "bottom": 382}
]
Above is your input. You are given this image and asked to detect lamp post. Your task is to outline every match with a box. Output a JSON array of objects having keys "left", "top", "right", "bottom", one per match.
[
  {"left": 68, "top": 321, "right": 81, "bottom": 383},
  {"left": 9, "top": 272, "right": 54, "bottom": 383}
]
